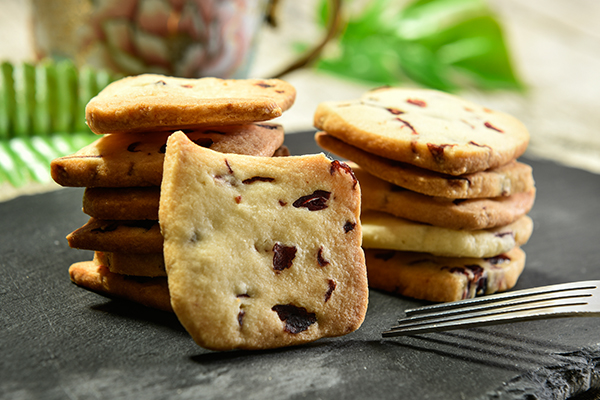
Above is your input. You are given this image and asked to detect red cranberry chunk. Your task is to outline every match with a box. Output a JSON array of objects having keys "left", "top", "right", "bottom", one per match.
[
  {"left": 325, "top": 279, "right": 336, "bottom": 302},
  {"left": 317, "top": 246, "right": 330, "bottom": 267},
  {"left": 272, "top": 243, "right": 297, "bottom": 272},
  {"left": 271, "top": 304, "right": 317, "bottom": 334},
  {"left": 293, "top": 190, "right": 330, "bottom": 211},
  {"left": 344, "top": 221, "right": 356, "bottom": 233},
  {"left": 407, "top": 98, "right": 426, "bottom": 107},
  {"left": 330, "top": 160, "right": 358, "bottom": 188},
  {"left": 242, "top": 176, "right": 275, "bottom": 184}
]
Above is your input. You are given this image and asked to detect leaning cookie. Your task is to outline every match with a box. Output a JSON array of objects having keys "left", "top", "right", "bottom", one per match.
[
  {"left": 52, "top": 123, "right": 285, "bottom": 188},
  {"left": 86, "top": 75, "right": 296, "bottom": 134},
  {"left": 353, "top": 164, "right": 536, "bottom": 230},
  {"left": 68, "top": 259, "right": 172, "bottom": 312},
  {"left": 159, "top": 131, "right": 368, "bottom": 351},
  {"left": 361, "top": 210, "right": 533, "bottom": 258},
  {"left": 316, "top": 132, "right": 534, "bottom": 199},
  {"left": 314, "top": 87, "right": 529, "bottom": 175},
  {"left": 364, "top": 247, "right": 526, "bottom": 302}
]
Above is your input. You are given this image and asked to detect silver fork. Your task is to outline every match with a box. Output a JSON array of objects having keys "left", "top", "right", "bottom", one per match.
[{"left": 382, "top": 280, "right": 600, "bottom": 337}]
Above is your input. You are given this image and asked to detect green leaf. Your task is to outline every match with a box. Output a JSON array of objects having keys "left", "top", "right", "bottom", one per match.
[{"left": 312, "top": 0, "right": 523, "bottom": 91}]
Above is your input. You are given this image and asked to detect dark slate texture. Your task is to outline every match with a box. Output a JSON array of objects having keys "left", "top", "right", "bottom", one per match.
[{"left": 2, "top": 131, "right": 600, "bottom": 400}]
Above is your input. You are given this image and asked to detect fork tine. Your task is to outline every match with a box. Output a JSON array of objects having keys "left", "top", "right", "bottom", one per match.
[
  {"left": 382, "top": 280, "right": 600, "bottom": 337},
  {"left": 382, "top": 304, "right": 596, "bottom": 337},
  {"left": 404, "top": 281, "right": 598, "bottom": 318}
]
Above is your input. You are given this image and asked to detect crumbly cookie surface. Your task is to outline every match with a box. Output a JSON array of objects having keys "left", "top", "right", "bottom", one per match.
[
  {"left": 361, "top": 211, "right": 533, "bottom": 258},
  {"left": 86, "top": 75, "right": 296, "bottom": 134},
  {"left": 314, "top": 87, "right": 529, "bottom": 175},
  {"left": 364, "top": 247, "right": 526, "bottom": 302},
  {"left": 315, "top": 132, "right": 534, "bottom": 199},
  {"left": 353, "top": 164, "right": 536, "bottom": 230},
  {"left": 159, "top": 132, "right": 368, "bottom": 350},
  {"left": 52, "top": 124, "right": 284, "bottom": 188}
]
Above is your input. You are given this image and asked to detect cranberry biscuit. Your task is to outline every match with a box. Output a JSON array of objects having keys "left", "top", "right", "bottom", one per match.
[
  {"left": 365, "top": 247, "right": 526, "bottom": 302},
  {"left": 67, "top": 218, "right": 163, "bottom": 254},
  {"left": 352, "top": 164, "right": 536, "bottom": 230},
  {"left": 69, "top": 258, "right": 172, "bottom": 312},
  {"left": 361, "top": 211, "right": 533, "bottom": 258},
  {"left": 159, "top": 132, "right": 368, "bottom": 351},
  {"left": 86, "top": 74, "right": 296, "bottom": 134},
  {"left": 315, "top": 132, "right": 534, "bottom": 199},
  {"left": 51, "top": 123, "right": 285, "bottom": 188},
  {"left": 314, "top": 87, "right": 529, "bottom": 175}
]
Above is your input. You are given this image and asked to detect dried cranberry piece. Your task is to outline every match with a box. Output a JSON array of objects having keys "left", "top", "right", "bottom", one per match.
[
  {"left": 465, "top": 265, "right": 487, "bottom": 295},
  {"left": 317, "top": 246, "right": 330, "bottom": 267},
  {"left": 278, "top": 200, "right": 287, "bottom": 206},
  {"left": 468, "top": 141, "right": 491, "bottom": 149},
  {"left": 448, "top": 176, "right": 471, "bottom": 187},
  {"left": 494, "top": 231, "right": 514, "bottom": 239},
  {"left": 465, "top": 264, "right": 484, "bottom": 277},
  {"left": 386, "top": 108, "right": 404, "bottom": 115},
  {"left": 243, "top": 176, "right": 275, "bottom": 184},
  {"left": 225, "top": 159, "right": 234, "bottom": 174},
  {"left": 330, "top": 160, "right": 358, "bottom": 188},
  {"left": 238, "top": 310, "right": 245, "bottom": 327},
  {"left": 193, "top": 138, "right": 214, "bottom": 148},
  {"left": 272, "top": 243, "right": 297, "bottom": 272},
  {"left": 255, "top": 82, "right": 274, "bottom": 88},
  {"left": 427, "top": 143, "right": 455, "bottom": 164},
  {"left": 293, "top": 190, "right": 330, "bottom": 211},
  {"left": 127, "top": 142, "right": 141, "bottom": 152},
  {"left": 325, "top": 280, "right": 336, "bottom": 302},
  {"left": 484, "top": 122, "right": 503, "bottom": 133},
  {"left": 343, "top": 221, "right": 356, "bottom": 233},
  {"left": 395, "top": 117, "right": 417, "bottom": 134},
  {"left": 407, "top": 98, "right": 426, "bottom": 107},
  {"left": 271, "top": 304, "right": 317, "bottom": 334}
]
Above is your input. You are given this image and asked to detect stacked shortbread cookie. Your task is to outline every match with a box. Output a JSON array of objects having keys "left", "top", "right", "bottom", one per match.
[
  {"left": 314, "top": 87, "right": 535, "bottom": 302},
  {"left": 51, "top": 74, "right": 368, "bottom": 350}
]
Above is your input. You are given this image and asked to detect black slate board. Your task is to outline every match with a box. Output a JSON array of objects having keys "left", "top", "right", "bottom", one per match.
[{"left": 2, "top": 131, "right": 600, "bottom": 400}]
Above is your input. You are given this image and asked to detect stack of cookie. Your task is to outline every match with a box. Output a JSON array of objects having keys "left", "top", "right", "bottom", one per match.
[
  {"left": 51, "top": 74, "right": 369, "bottom": 351},
  {"left": 51, "top": 74, "right": 297, "bottom": 312},
  {"left": 314, "top": 87, "right": 535, "bottom": 302}
]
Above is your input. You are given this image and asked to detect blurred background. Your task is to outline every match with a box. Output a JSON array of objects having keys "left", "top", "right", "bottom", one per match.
[{"left": 1, "top": 0, "right": 599, "bottom": 201}]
